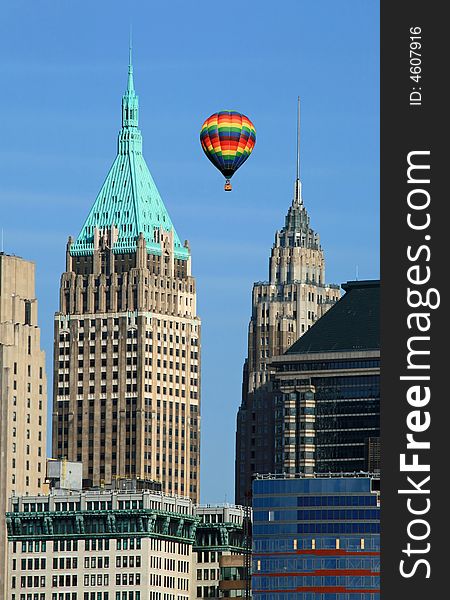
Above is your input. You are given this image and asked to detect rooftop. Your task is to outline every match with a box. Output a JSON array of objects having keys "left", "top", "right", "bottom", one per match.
[
  {"left": 286, "top": 280, "right": 380, "bottom": 354},
  {"left": 70, "top": 51, "right": 189, "bottom": 260}
]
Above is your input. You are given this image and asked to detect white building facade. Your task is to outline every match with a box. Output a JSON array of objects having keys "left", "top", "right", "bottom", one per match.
[{"left": 5, "top": 490, "right": 249, "bottom": 600}]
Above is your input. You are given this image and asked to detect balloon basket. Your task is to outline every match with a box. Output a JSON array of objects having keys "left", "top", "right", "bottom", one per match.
[{"left": 224, "top": 180, "right": 232, "bottom": 192}]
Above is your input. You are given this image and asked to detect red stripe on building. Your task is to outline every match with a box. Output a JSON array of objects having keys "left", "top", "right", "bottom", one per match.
[
  {"left": 253, "top": 569, "right": 380, "bottom": 578},
  {"left": 253, "top": 588, "right": 380, "bottom": 594}
]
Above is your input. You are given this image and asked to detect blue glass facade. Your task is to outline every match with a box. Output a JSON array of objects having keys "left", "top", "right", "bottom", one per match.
[{"left": 252, "top": 477, "right": 380, "bottom": 599}]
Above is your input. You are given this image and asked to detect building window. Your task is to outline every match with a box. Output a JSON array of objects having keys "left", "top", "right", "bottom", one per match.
[{"left": 25, "top": 301, "right": 32, "bottom": 325}]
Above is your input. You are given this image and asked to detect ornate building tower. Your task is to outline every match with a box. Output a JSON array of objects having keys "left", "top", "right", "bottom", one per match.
[
  {"left": 235, "top": 100, "right": 340, "bottom": 504},
  {"left": 52, "top": 52, "right": 201, "bottom": 501}
]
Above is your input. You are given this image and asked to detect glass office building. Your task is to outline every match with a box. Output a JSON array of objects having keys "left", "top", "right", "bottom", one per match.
[
  {"left": 252, "top": 475, "right": 380, "bottom": 599},
  {"left": 271, "top": 280, "right": 380, "bottom": 476}
]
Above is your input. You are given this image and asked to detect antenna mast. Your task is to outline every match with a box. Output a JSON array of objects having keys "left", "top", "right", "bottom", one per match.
[
  {"left": 297, "top": 96, "right": 300, "bottom": 181},
  {"left": 294, "top": 97, "right": 302, "bottom": 204}
]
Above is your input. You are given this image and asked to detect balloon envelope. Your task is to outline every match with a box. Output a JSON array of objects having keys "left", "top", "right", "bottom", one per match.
[{"left": 200, "top": 111, "right": 256, "bottom": 180}]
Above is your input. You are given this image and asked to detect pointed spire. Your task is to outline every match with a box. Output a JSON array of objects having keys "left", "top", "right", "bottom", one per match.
[
  {"left": 122, "top": 36, "right": 139, "bottom": 130},
  {"left": 127, "top": 28, "right": 134, "bottom": 94},
  {"left": 71, "top": 36, "right": 189, "bottom": 261},
  {"left": 293, "top": 96, "right": 303, "bottom": 205}
]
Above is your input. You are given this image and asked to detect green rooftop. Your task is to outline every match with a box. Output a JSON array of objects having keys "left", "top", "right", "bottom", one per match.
[{"left": 70, "top": 49, "right": 189, "bottom": 261}]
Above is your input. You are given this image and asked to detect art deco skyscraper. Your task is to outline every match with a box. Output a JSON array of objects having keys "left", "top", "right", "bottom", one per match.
[
  {"left": 235, "top": 100, "right": 340, "bottom": 504},
  {"left": 52, "top": 53, "right": 201, "bottom": 501},
  {"left": 0, "top": 253, "right": 47, "bottom": 598}
]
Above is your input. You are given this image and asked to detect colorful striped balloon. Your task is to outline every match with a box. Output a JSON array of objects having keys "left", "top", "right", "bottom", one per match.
[{"left": 200, "top": 111, "right": 256, "bottom": 190}]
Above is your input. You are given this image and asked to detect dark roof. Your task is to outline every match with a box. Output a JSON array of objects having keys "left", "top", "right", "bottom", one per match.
[{"left": 286, "top": 280, "right": 380, "bottom": 355}]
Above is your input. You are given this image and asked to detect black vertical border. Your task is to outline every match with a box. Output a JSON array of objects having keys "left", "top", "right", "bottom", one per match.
[{"left": 381, "top": 2, "right": 446, "bottom": 597}]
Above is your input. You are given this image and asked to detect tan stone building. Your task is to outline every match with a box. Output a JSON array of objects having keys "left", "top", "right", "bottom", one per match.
[
  {"left": 0, "top": 253, "right": 47, "bottom": 599},
  {"left": 51, "top": 54, "right": 201, "bottom": 501}
]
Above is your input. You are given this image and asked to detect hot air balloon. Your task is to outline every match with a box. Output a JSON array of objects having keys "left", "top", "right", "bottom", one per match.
[{"left": 200, "top": 111, "right": 256, "bottom": 191}]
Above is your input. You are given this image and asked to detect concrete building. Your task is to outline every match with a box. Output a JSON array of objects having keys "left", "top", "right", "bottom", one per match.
[
  {"left": 4, "top": 488, "right": 249, "bottom": 600},
  {"left": 193, "top": 505, "right": 250, "bottom": 599},
  {"left": 51, "top": 52, "right": 201, "bottom": 500},
  {"left": 271, "top": 280, "right": 380, "bottom": 475},
  {"left": 235, "top": 102, "right": 339, "bottom": 504},
  {"left": 252, "top": 474, "right": 380, "bottom": 599},
  {"left": 0, "top": 253, "right": 48, "bottom": 599},
  {"left": 6, "top": 489, "right": 195, "bottom": 600}
]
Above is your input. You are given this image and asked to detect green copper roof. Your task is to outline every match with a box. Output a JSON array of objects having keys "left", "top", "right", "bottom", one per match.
[{"left": 70, "top": 50, "right": 189, "bottom": 261}]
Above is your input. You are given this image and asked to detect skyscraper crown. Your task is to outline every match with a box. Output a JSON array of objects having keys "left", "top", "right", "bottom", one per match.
[
  {"left": 70, "top": 49, "right": 189, "bottom": 260},
  {"left": 274, "top": 98, "right": 320, "bottom": 251}
]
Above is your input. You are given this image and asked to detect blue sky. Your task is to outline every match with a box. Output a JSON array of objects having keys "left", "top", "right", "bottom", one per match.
[{"left": 0, "top": 1, "right": 379, "bottom": 503}]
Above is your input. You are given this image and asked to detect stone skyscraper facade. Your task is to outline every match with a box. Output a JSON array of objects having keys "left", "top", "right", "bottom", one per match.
[
  {"left": 0, "top": 253, "right": 47, "bottom": 599},
  {"left": 235, "top": 104, "right": 340, "bottom": 504},
  {"left": 52, "top": 54, "right": 201, "bottom": 501}
]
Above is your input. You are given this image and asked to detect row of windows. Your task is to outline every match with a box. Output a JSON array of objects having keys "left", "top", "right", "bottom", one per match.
[
  {"left": 279, "top": 359, "right": 380, "bottom": 373},
  {"left": 11, "top": 577, "right": 45, "bottom": 589},
  {"left": 60, "top": 371, "right": 198, "bottom": 386},
  {"left": 9, "top": 379, "right": 43, "bottom": 394},
  {"left": 147, "top": 539, "right": 191, "bottom": 555},
  {"left": 52, "top": 576, "right": 77, "bottom": 588},
  {"left": 11, "top": 413, "right": 43, "bottom": 426},
  {"left": 254, "top": 494, "right": 378, "bottom": 509},
  {"left": 196, "top": 569, "right": 220, "bottom": 581},
  {"left": 11, "top": 459, "right": 43, "bottom": 472},
  {"left": 12, "top": 541, "right": 46, "bottom": 554},
  {"left": 196, "top": 587, "right": 219, "bottom": 598},
  {"left": 115, "top": 593, "right": 140, "bottom": 600},
  {"left": 11, "top": 361, "right": 43, "bottom": 379},
  {"left": 84, "top": 556, "right": 110, "bottom": 569},
  {"left": 255, "top": 556, "right": 380, "bottom": 571},
  {"left": 116, "top": 555, "right": 141, "bottom": 568},
  {"left": 59, "top": 316, "right": 196, "bottom": 331},
  {"left": 12, "top": 559, "right": 46, "bottom": 571},
  {"left": 11, "top": 426, "right": 43, "bottom": 440},
  {"left": 84, "top": 575, "right": 109, "bottom": 587},
  {"left": 256, "top": 508, "right": 379, "bottom": 521},
  {"left": 61, "top": 330, "right": 197, "bottom": 345},
  {"left": 58, "top": 386, "right": 196, "bottom": 398},
  {"left": 196, "top": 551, "right": 221, "bottom": 564},
  {"left": 116, "top": 538, "right": 141, "bottom": 550},
  {"left": 255, "top": 522, "right": 380, "bottom": 534},
  {"left": 253, "top": 536, "right": 380, "bottom": 553},
  {"left": 115, "top": 573, "right": 141, "bottom": 586},
  {"left": 53, "top": 557, "right": 78, "bottom": 569},
  {"left": 11, "top": 594, "right": 45, "bottom": 600},
  {"left": 11, "top": 396, "right": 44, "bottom": 412}
]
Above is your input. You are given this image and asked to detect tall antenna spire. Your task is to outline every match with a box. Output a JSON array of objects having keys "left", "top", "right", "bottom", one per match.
[
  {"left": 293, "top": 96, "right": 303, "bottom": 205},
  {"left": 127, "top": 26, "right": 134, "bottom": 93},
  {"left": 129, "top": 25, "right": 133, "bottom": 67},
  {"left": 122, "top": 32, "right": 139, "bottom": 130},
  {"left": 297, "top": 95, "right": 300, "bottom": 181}
]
